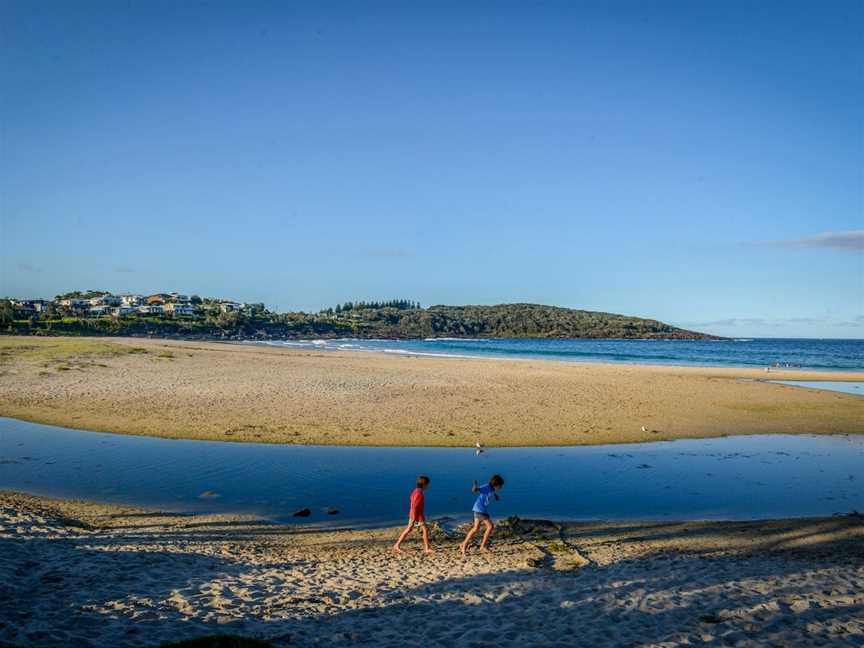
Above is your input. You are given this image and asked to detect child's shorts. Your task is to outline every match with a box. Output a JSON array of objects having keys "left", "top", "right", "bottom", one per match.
[
  {"left": 410, "top": 519, "right": 426, "bottom": 527},
  {"left": 473, "top": 512, "right": 491, "bottom": 521}
]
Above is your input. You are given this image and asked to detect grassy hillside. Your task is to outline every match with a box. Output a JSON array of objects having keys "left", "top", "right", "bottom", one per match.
[
  {"left": 349, "top": 303, "right": 717, "bottom": 339},
  {"left": 2, "top": 303, "right": 718, "bottom": 340}
]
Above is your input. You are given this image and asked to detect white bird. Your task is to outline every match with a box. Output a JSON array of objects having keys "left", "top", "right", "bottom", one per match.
[
  {"left": 641, "top": 426, "right": 648, "bottom": 433},
  {"left": 475, "top": 441, "right": 485, "bottom": 456}
]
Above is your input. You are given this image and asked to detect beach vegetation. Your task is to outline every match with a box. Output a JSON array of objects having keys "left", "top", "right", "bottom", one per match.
[
  {"left": 54, "top": 289, "right": 111, "bottom": 300},
  {"left": 0, "top": 337, "right": 149, "bottom": 366}
]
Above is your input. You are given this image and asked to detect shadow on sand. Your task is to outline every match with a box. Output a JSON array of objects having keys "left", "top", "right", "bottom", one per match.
[{"left": 1, "top": 512, "right": 863, "bottom": 648}]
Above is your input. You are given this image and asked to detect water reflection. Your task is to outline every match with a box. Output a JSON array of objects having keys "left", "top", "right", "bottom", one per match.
[
  {"left": 769, "top": 380, "right": 864, "bottom": 396},
  {"left": 1, "top": 418, "right": 862, "bottom": 527}
]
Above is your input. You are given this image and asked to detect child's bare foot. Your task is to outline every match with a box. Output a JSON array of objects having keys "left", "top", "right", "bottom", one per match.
[
  {"left": 423, "top": 548, "right": 434, "bottom": 555},
  {"left": 459, "top": 544, "right": 467, "bottom": 556},
  {"left": 479, "top": 546, "right": 491, "bottom": 553},
  {"left": 392, "top": 545, "right": 403, "bottom": 554}
]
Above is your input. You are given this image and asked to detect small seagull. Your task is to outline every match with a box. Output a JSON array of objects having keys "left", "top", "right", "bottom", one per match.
[
  {"left": 475, "top": 441, "right": 485, "bottom": 456},
  {"left": 641, "top": 426, "right": 648, "bottom": 433}
]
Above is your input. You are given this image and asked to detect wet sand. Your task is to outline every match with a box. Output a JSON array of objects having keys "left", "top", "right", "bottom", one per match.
[
  {"left": 1, "top": 491, "right": 862, "bottom": 647},
  {"left": 1, "top": 336, "right": 862, "bottom": 446}
]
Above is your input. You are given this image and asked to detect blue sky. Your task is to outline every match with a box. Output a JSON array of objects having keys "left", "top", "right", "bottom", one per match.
[{"left": 1, "top": 0, "right": 861, "bottom": 338}]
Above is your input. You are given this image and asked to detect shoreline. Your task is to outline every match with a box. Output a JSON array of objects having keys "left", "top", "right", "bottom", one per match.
[
  {"left": 9, "top": 333, "right": 864, "bottom": 374},
  {"left": 2, "top": 490, "right": 863, "bottom": 647},
  {"left": 244, "top": 337, "right": 864, "bottom": 374},
  {"left": 5, "top": 487, "right": 864, "bottom": 540},
  {"left": 1, "top": 336, "right": 862, "bottom": 448},
  {"left": 4, "top": 411, "right": 864, "bottom": 452}
]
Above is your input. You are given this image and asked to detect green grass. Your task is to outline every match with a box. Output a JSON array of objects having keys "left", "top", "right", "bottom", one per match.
[
  {"left": 158, "top": 635, "right": 274, "bottom": 648},
  {"left": 0, "top": 337, "right": 148, "bottom": 366}
]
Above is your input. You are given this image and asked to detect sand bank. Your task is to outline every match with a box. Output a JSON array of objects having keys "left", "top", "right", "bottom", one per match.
[
  {"left": 0, "top": 336, "right": 862, "bottom": 446},
  {"left": 1, "top": 491, "right": 862, "bottom": 647}
]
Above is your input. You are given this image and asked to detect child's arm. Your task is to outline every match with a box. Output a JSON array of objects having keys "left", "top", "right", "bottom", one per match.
[
  {"left": 494, "top": 493, "right": 500, "bottom": 501},
  {"left": 471, "top": 480, "right": 479, "bottom": 493}
]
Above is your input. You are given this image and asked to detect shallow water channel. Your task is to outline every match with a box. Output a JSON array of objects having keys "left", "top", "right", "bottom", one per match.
[{"left": 1, "top": 417, "right": 862, "bottom": 527}]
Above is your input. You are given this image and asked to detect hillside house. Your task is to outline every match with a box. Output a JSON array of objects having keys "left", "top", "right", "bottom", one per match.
[
  {"left": 59, "top": 298, "right": 91, "bottom": 308},
  {"left": 13, "top": 299, "right": 50, "bottom": 314},
  {"left": 90, "top": 295, "right": 122, "bottom": 307},
  {"left": 11, "top": 300, "right": 37, "bottom": 317},
  {"left": 164, "top": 303, "right": 195, "bottom": 317}
]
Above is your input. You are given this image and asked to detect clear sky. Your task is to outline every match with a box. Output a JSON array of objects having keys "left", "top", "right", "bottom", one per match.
[{"left": 1, "top": 0, "right": 862, "bottom": 338}]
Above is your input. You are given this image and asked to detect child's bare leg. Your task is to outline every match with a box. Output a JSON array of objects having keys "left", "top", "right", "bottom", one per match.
[
  {"left": 459, "top": 520, "right": 481, "bottom": 555},
  {"left": 393, "top": 522, "right": 414, "bottom": 552},
  {"left": 479, "top": 520, "right": 494, "bottom": 551},
  {"left": 420, "top": 524, "right": 433, "bottom": 554}
]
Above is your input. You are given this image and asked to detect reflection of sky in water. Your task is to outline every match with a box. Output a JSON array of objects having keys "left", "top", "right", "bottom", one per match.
[
  {"left": 769, "top": 381, "right": 864, "bottom": 397},
  {"left": 1, "top": 417, "right": 862, "bottom": 527}
]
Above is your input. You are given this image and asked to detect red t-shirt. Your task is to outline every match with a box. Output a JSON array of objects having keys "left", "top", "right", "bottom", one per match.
[{"left": 409, "top": 487, "right": 425, "bottom": 521}]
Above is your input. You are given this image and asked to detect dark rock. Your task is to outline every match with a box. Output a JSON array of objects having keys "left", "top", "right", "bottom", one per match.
[
  {"left": 326, "top": 507, "right": 339, "bottom": 515},
  {"left": 292, "top": 508, "right": 312, "bottom": 517}
]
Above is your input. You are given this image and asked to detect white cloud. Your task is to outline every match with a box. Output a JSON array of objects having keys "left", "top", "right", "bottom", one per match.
[
  {"left": 17, "top": 261, "right": 43, "bottom": 273},
  {"left": 763, "top": 230, "right": 864, "bottom": 252},
  {"left": 681, "top": 317, "right": 831, "bottom": 328}
]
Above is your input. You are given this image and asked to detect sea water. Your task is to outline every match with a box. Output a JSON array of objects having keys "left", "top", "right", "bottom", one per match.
[{"left": 252, "top": 337, "right": 864, "bottom": 371}]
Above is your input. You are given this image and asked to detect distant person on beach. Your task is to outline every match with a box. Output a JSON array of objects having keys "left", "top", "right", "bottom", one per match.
[
  {"left": 393, "top": 475, "right": 433, "bottom": 554},
  {"left": 459, "top": 474, "right": 505, "bottom": 555}
]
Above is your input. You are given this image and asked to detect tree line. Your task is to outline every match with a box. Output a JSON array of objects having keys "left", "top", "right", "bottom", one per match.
[{"left": 324, "top": 299, "right": 421, "bottom": 314}]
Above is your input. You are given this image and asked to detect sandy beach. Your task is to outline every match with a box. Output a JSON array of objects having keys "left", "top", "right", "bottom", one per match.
[
  {"left": 0, "top": 336, "right": 862, "bottom": 446},
  {"left": 0, "top": 491, "right": 861, "bottom": 647}
]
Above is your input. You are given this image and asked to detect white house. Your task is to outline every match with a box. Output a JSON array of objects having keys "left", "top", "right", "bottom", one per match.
[
  {"left": 11, "top": 300, "right": 37, "bottom": 317},
  {"left": 110, "top": 306, "right": 137, "bottom": 317},
  {"left": 164, "top": 303, "right": 195, "bottom": 317},
  {"left": 26, "top": 299, "right": 51, "bottom": 312},
  {"left": 169, "top": 293, "right": 190, "bottom": 304},
  {"left": 89, "top": 305, "right": 110, "bottom": 316},
  {"left": 120, "top": 294, "right": 143, "bottom": 307},
  {"left": 13, "top": 299, "right": 50, "bottom": 313},
  {"left": 218, "top": 302, "right": 243, "bottom": 313},
  {"left": 59, "top": 298, "right": 90, "bottom": 308},
  {"left": 138, "top": 304, "right": 164, "bottom": 315},
  {"left": 90, "top": 295, "right": 122, "bottom": 306}
]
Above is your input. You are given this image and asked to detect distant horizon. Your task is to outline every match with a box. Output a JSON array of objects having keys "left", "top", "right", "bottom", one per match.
[{"left": 2, "top": 1, "right": 861, "bottom": 339}]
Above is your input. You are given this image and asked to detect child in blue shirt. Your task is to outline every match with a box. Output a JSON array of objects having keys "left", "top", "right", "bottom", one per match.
[{"left": 459, "top": 474, "right": 505, "bottom": 555}]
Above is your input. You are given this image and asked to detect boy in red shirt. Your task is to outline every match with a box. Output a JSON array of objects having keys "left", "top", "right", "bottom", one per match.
[{"left": 393, "top": 475, "right": 433, "bottom": 554}]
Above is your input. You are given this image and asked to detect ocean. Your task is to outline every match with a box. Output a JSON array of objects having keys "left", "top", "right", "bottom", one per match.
[{"left": 253, "top": 337, "right": 864, "bottom": 372}]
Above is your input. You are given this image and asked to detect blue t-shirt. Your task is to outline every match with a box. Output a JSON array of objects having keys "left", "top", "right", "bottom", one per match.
[{"left": 472, "top": 483, "right": 495, "bottom": 514}]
